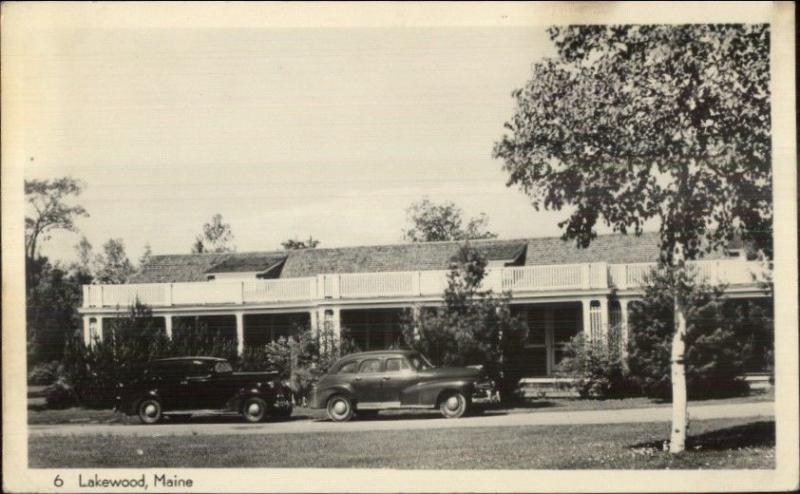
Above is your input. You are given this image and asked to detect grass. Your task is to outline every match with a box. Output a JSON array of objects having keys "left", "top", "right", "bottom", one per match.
[
  {"left": 27, "top": 387, "right": 774, "bottom": 425},
  {"left": 29, "top": 417, "right": 774, "bottom": 469}
]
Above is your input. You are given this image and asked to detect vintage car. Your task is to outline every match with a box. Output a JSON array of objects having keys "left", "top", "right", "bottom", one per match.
[
  {"left": 310, "top": 349, "right": 498, "bottom": 421},
  {"left": 115, "top": 356, "right": 292, "bottom": 424}
]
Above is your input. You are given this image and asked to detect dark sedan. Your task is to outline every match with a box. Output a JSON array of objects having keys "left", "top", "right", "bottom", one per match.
[
  {"left": 115, "top": 357, "right": 292, "bottom": 424},
  {"left": 310, "top": 350, "right": 498, "bottom": 421}
]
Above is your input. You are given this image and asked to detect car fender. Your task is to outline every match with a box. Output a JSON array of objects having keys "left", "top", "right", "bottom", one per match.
[
  {"left": 129, "top": 389, "right": 162, "bottom": 415},
  {"left": 314, "top": 384, "right": 355, "bottom": 408},
  {"left": 412, "top": 379, "right": 475, "bottom": 406}
]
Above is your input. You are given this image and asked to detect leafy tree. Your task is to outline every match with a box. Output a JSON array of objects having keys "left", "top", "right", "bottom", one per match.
[
  {"left": 281, "top": 236, "right": 321, "bottom": 250},
  {"left": 191, "top": 213, "right": 235, "bottom": 253},
  {"left": 26, "top": 257, "right": 85, "bottom": 365},
  {"left": 94, "top": 238, "right": 134, "bottom": 284},
  {"left": 24, "top": 177, "right": 89, "bottom": 277},
  {"left": 403, "top": 198, "right": 498, "bottom": 242},
  {"left": 493, "top": 25, "right": 770, "bottom": 452},
  {"left": 402, "top": 244, "right": 527, "bottom": 400},
  {"left": 138, "top": 243, "right": 153, "bottom": 269},
  {"left": 72, "top": 236, "right": 95, "bottom": 279}
]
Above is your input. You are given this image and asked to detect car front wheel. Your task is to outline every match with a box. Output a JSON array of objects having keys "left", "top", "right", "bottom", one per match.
[
  {"left": 439, "top": 391, "right": 468, "bottom": 419},
  {"left": 137, "top": 398, "right": 163, "bottom": 424},
  {"left": 242, "top": 397, "right": 268, "bottom": 423},
  {"left": 327, "top": 395, "right": 354, "bottom": 422}
]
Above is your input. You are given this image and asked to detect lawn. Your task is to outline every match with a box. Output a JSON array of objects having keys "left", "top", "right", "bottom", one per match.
[
  {"left": 27, "top": 388, "right": 774, "bottom": 425},
  {"left": 29, "top": 417, "right": 774, "bottom": 469}
]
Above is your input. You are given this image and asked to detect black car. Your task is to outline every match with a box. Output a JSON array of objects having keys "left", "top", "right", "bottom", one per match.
[
  {"left": 310, "top": 350, "right": 499, "bottom": 421},
  {"left": 115, "top": 357, "right": 292, "bottom": 424}
]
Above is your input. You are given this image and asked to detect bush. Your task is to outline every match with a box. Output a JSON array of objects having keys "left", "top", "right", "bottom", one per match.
[
  {"left": 44, "top": 379, "right": 79, "bottom": 409},
  {"left": 627, "top": 265, "right": 763, "bottom": 400},
  {"left": 28, "top": 360, "right": 62, "bottom": 385},
  {"left": 556, "top": 334, "right": 633, "bottom": 399}
]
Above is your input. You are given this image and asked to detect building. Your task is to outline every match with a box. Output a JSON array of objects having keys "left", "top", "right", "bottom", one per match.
[{"left": 79, "top": 232, "right": 771, "bottom": 377}]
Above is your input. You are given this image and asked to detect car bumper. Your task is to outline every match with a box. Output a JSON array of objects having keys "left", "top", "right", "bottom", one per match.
[{"left": 471, "top": 387, "right": 501, "bottom": 405}]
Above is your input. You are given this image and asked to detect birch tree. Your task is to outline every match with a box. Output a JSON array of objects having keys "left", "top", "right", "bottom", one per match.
[{"left": 493, "top": 25, "right": 771, "bottom": 452}]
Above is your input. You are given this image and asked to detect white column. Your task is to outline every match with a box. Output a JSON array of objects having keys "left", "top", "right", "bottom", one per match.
[
  {"left": 619, "top": 299, "right": 630, "bottom": 357},
  {"left": 235, "top": 312, "right": 245, "bottom": 355},
  {"left": 164, "top": 315, "right": 173, "bottom": 340},
  {"left": 82, "top": 316, "right": 92, "bottom": 345},
  {"left": 309, "top": 309, "right": 319, "bottom": 335},
  {"left": 598, "top": 297, "right": 609, "bottom": 341},
  {"left": 581, "top": 298, "right": 592, "bottom": 338}
]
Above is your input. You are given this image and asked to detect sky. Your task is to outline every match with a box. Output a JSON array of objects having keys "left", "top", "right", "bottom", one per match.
[{"left": 14, "top": 24, "right": 610, "bottom": 264}]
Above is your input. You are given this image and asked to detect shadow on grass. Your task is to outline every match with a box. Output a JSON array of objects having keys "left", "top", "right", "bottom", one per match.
[{"left": 630, "top": 420, "right": 775, "bottom": 451}]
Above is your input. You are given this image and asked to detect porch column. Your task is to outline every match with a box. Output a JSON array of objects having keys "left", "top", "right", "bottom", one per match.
[
  {"left": 581, "top": 298, "right": 592, "bottom": 338},
  {"left": 309, "top": 309, "right": 319, "bottom": 335},
  {"left": 95, "top": 316, "right": 104, "bottom": 343},
  {"left": 235, "top": 312, "right": 245, "bottom": 355},
  {"left": 164, "top": 315, "right": 173, "bottom": 340},
  {"left": 598, "top": 297, "right": 609, "bottom": 341},
  {"left": 619, "top": 299, "right": 630, "bottom": 357},
  {"left": 324, "top": 308, "right": 341, "bottom": 340},
  {"left": 82, "top": 316, "right": 92, "bottom": 345}
]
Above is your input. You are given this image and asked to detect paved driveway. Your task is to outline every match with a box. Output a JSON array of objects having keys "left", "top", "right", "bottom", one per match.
[{"left": 28, "top": 401, "right": 773, "bottom": 437}]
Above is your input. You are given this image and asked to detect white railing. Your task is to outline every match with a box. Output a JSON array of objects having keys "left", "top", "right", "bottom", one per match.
[
  {"left": 82, "top": 260, "right": 769, "bottom": 308},
  {"left": 608, "top": 259, "right": 770, "bottom": 289}
]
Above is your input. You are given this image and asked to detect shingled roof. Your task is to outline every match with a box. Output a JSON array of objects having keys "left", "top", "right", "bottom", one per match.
[
  {"left": 129, "top": 231, "right": 727, "bottom": 284},
  {"left": 204, "top": 253, "right": 287, "bottom": 274}
]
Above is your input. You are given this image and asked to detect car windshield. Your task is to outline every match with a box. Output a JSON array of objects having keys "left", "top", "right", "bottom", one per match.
[{"left": 408, "top": 353, "right": 434, "bottom": 370}]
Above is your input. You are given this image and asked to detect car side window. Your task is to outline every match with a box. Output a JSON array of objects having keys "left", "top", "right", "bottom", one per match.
[
  {"left": 385, "top": 358, "right": 410, "bottom": 372},
  {"left": 358, "top": 359, "right": 382, "bottom": 373},
  {"left": 338, "top": 361, "right": 358, "bottom": 374},
  {"left": 186, "top": 360, "right": 212, "bottom": 377}
]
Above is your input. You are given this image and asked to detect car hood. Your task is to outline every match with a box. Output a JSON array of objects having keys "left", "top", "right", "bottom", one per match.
[{"left": 418, "top": 366, "right": 483, "bottom": 380}]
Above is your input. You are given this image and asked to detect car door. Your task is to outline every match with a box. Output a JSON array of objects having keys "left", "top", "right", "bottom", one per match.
[
  {"left": 352, "top": 358, "right": 384, "bottom": 405},
  {"left": 381, "top": 357, "right": 418, "bottom": 405},
  {"left": 182, "top": 359, "right": 216, "bottom": 409}
]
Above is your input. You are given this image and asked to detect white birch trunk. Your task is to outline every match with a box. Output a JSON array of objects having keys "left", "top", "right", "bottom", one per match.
[{"left": 669, "top": 246, "right": 688, "bottom": 454}]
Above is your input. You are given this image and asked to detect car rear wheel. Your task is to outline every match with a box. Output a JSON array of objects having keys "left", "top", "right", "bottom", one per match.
[
  {"left": 242, "top": 397, "right": 267, "bottom": 423},
  {"left": 439, "top": 391, "right": 468, "bottom": 419},
  {"left": 327, "top": 395, "right": 354, "bottom": 422},
  {"left": 137, "top": 398, "right": 163, "bottom": 424}
]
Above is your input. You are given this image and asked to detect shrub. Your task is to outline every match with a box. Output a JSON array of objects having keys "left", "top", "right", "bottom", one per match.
[
  {"left": 44, "top": 379, "right": 79, "bottom": 409},
  {"left": 627, "top": 265, "right": 763, "bottom": 400},
  {"left": 556, "top": 334, "right": 633, "bottom": 399},
  {"left": 28, "top": 360, "right": 62, "bottom": 385}
]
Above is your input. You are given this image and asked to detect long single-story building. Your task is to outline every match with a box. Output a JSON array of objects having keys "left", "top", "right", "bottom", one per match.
[{"left": 79, "top": 232, "right": 772, "bottom": 377}]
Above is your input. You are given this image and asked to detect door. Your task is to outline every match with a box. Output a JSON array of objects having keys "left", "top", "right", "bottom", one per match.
[
  {"left": 181, "top": 359, "right": 217, "bottom": 409},
  {"left": 353, "top": 358, "right": 384, "bottom": 404},
  {"left": 382, "top": 357, "right": 418, "bottom": 405}
]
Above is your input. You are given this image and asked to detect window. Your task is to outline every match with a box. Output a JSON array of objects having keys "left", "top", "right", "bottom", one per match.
[
  {"left": 358, "top": 359, "right": 382, "bottom": 373},
  {"left": 214, "top": 361, "right": 233, "bottom": 374},
  {"left": 186, "top": 360, "right": 212, "bottom": 376},
  {"left": 338, "top": 361, "right": 358, "bottom": 374},
  {"left": 408, "top": 354, "right": 433, "bottom": 370},
  {"left": 385, "top": 358, "right": 410, "bottom": 372}
]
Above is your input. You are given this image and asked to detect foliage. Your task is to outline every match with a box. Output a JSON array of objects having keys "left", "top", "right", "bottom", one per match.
[
  {"left": 403, "top": 198, "right": 498, "bottom": 242},
  {"left": 44, "top": 379, "right": 79, "bottom": 409},
  {"left": 24, "top": 177, "right": 89, "bottom": 268},
  {"left": 191, "top": 213, "right": 235, "bottom": 253},
  {"left": 493, "top": 24, "right": 771, "bottom": 261},
  {"left": 94, "top": 238, "right": 135, "bottom": 284},
  {"left": 627, "top": 265, "right": 758, "bottom": 399},
  {"left": 28, "top": 360, "right": 64, "bottom": 386},
  {"left": 556, "top": 334, "right": 632, "bottom": 399},
  {"left": 402, "top": 244, "right": 527, "bottom": 400},
  {"left": 138, "top": 243, "right": 153, "bottom": 269},
  {"left": 281, "top": 236, "right": 321, "bottom": 250},
  {"left": 26, "top": 256, "right": 86, "bottom": 365}
]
